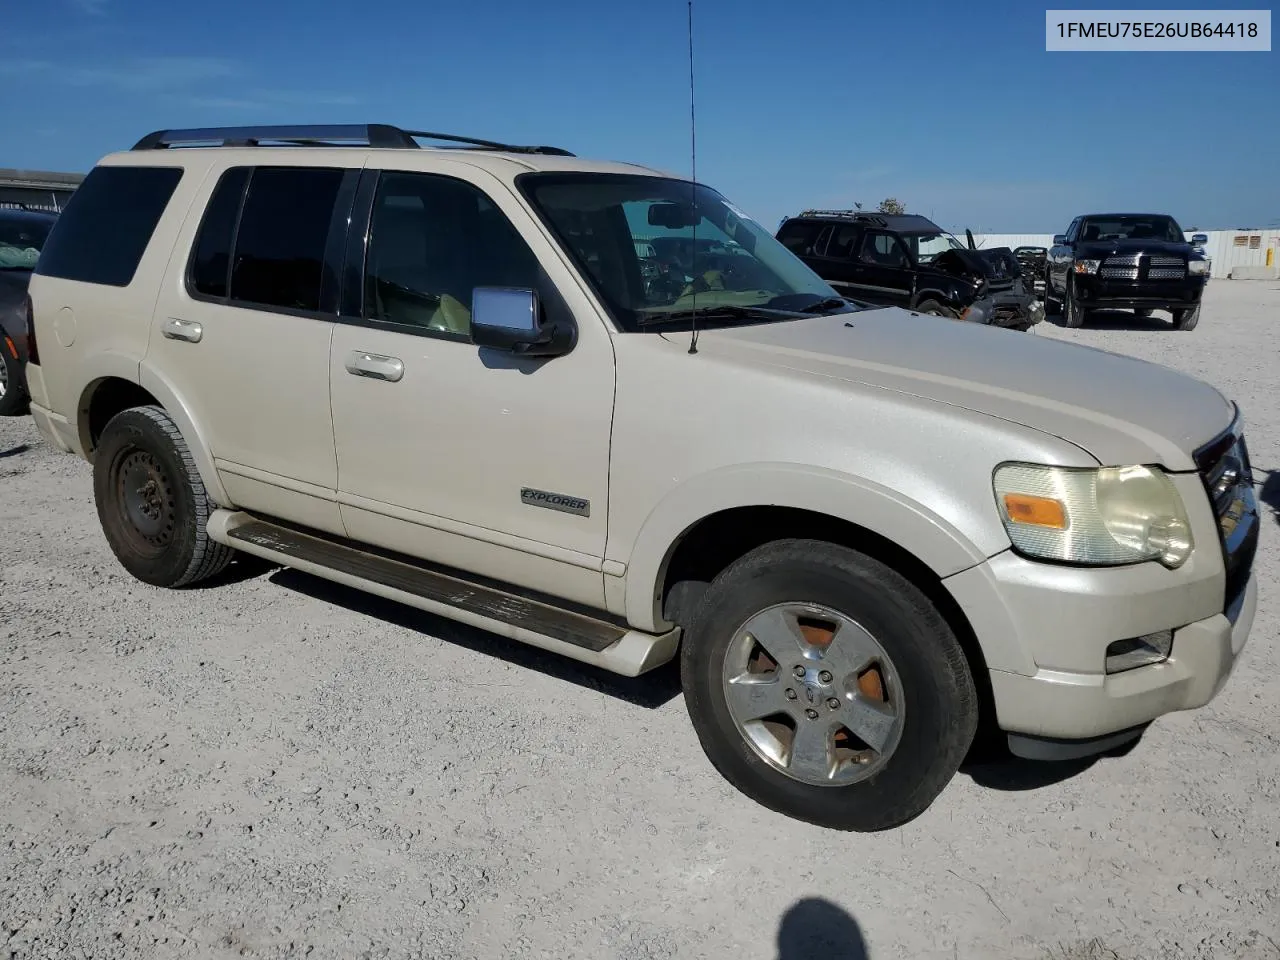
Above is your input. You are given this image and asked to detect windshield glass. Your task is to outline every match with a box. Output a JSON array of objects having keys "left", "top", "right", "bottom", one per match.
[
  {"left": 0, "top": 214, "right": 52, "bottom": 270},
  {"left": 901, "top": 231, "right": 964, "bottom": 264},
  {"left": 1079, "top": 215, "right": 1184, "bottom": 243},
  {"left": 518, "top": 174, "right": 845, "bottom": 331}
]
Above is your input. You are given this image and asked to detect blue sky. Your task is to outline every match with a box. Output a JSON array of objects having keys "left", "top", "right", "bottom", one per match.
[{"left": 2, "top": 0, "right": 1275, "bottom": 232}]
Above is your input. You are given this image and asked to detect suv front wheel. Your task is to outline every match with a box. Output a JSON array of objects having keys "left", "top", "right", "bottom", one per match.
[
  {"left": 93, "top": 405, "right": 234, "bottom": 588},
  {"left": 680, "top": 539, "right": 978, "bottom": 832}
]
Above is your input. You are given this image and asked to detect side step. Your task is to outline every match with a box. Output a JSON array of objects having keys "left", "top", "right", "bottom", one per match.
[{"left": 206, "top": 510, "right": 679, "bottom": 677}]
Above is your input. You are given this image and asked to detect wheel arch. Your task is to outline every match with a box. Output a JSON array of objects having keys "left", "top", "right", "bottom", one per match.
[
  {"left": 78, "top": 361, "right": 230, "bottom": 507},
  {"left": 623, "top": 463, "right": 990, "bottom": 633}
]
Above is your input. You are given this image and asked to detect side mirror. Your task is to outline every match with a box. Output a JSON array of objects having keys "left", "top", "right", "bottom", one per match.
[
  {"left": 1191, "top": 233, "right": 1209, "bottom": 246},
  {"left": 1052, "top": 234, "right": 1067, "bottom": 246},
  {"left": 470, "top": 287, "right": 574, "bottom": 358}
]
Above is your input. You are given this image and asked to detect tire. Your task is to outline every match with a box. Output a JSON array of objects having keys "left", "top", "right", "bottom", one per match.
[
  {"left": 914, "top": 299, "right": 958, "bottom": 319},
  {"left": 1043, "top": 273, "right": 1061, "bottom": 316},
  {"left": 680, "top": 539, "right": 979, "bottom": 832},
  {"left": 0, "top": 347, "right": 29, "bottom": 417},
  {"left": 93, "top": 405, "right": 234, "bottom": 588},
  {"left": 1172, "top": 304, "right": 1200, "bottom": 331},
  {"left": 1133, "top": 308, "right": 1153, "bottom": 318},
  {"left": 1062, "top": 277, "right": 1087, "bottom": 328}
]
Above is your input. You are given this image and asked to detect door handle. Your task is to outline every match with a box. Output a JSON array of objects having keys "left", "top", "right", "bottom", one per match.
[
  {"left": 162, "top": 317, "right": 202, "bottom": 343},
  {"left": 344, "top": 350, "right": 404, "bottom": 382}
]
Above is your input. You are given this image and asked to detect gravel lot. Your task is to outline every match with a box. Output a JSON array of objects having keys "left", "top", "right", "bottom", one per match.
[{"left": 2, "top": 281, "right": 1277, "bottom": 960}]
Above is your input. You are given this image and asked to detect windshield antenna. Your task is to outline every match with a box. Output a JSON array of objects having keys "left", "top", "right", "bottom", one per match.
[{"left": 686, "top": 0, "right": 699, "bottom": 354}]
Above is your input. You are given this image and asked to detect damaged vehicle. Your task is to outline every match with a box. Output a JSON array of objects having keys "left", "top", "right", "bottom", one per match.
[
  {"left": 776, "top": 210, "right": 1043, "bottom": 331},
  {"left": 1014, "top": 245, "right": 1048, "bottom": 298}
]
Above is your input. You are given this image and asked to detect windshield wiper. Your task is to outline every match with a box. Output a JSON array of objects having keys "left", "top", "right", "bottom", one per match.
[
  {"left": 636, "top": 305, "right": 805, "bottom": 327},
  {"left": 795, "top": 296, "right": 857, "bottom": 315}
]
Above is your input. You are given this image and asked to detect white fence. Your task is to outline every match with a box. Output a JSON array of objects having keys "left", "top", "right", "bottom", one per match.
[{"left": 965, "top": 229, "right": 1280, "bottom": 279}]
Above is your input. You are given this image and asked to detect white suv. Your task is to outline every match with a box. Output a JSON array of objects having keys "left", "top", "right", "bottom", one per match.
[{"left": 23, "top": 124, "right": 1259, "bottom": 831}]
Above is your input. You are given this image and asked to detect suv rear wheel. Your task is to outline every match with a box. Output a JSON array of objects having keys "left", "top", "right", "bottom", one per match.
[
  {"left": 93, "top": 405, "right": 234, "bottom": 587},
  {"left": 680, "top": 539, "right": 978, "bottom": 832},
  {"left": 0, "top": 347, "right": 28, "bottom": 417}
]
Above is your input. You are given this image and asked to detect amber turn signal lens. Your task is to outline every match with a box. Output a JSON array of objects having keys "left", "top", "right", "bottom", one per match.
[{"left": 1002, "top": 493, "right": 1067, "bottom": 529}]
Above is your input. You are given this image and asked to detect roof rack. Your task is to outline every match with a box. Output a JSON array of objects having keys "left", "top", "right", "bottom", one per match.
[
  {"left": 129, "top": 124, "right": 575, "bottom": 156},
  {"left": 798, "top": 209, "right": 888, "bottom": 226}
]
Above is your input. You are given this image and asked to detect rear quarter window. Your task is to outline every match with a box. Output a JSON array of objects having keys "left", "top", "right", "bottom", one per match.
[{"left": 34, "top": 165, "right": 183, "bottom": 287}]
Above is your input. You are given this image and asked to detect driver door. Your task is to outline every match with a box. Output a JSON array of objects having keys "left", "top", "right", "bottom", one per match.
[
  {"left": 327, "top": 165, "right": 617, "bottom": 608},
  {"left": 853, "top": 230, "right": 914, "bottom": 308}
]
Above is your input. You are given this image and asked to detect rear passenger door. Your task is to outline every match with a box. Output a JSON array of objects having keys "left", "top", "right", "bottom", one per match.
[
  {"left": 852, "top": 230, "right": 914, "bottom": 307},
  {"left": 812, "top": 223, "right": 864, "bottom": 298},
  {"left": 146, "top": 160, "right": 360, "bottom": 536}
]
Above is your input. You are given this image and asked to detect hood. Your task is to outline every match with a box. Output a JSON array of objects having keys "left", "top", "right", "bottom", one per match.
[
  {"left": 1074, "top": 237, "right": 1191, "bottom": 258},
  {"left": 934, "top": 247, "right": 1020, "bottom": 282},
  {"left": 698, "top": 308, "right": 1233, "bottom": 470}
]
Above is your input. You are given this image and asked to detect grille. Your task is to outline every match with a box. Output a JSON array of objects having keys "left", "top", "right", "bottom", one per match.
[
  {"left": 1100, "top": 253, "right": 1139, "bottom": 279},
  {"left": 1194, "top": 422, "right": 1259, "bottom": 612}
]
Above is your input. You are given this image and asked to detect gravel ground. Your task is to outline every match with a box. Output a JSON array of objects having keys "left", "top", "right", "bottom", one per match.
[{"left": 2, "top": 281, "right": 1278, "bottom": 960}]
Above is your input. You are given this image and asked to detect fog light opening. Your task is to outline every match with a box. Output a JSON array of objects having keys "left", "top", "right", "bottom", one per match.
[{"left": 1105, "top": 630, "right": 1173, "bottom": 674}]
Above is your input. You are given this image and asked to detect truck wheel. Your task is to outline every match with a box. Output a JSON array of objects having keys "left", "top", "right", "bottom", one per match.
[
  {"left": 0, "top": 348, "right": 29, "bottom": 417},
  {"left": 1063, "top": 279, "right": 1087, "bottom": 328},
  {"left": 680, "top": 539, "right": 978, "bottom": 832},
  {"left": 914, "top": 300, "right": 957, "bottom": 319},
  {"left": 1172, "top": 304, "right": 1200, "bottom": 331},
  {"left": 1042, "top": 274, "right": 1060, "bottom": 315},
  {"left": 93, "top": 405, "right": 234, "bottom": 588}
]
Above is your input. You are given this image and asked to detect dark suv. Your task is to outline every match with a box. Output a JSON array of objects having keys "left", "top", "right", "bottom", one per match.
[
  {"left": 1045, "top": 213, "right": 1209, "bottom": 330},
  {"left": 0, "top": 206, "right": 57, "bottom": 416},
  {"left": 776, "top": 210, "right": 1043, "bottom": 331}
]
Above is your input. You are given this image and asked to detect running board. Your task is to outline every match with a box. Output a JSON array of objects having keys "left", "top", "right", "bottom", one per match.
[{"left": 206, "top": 510, "right": 679, "bottom": 677}]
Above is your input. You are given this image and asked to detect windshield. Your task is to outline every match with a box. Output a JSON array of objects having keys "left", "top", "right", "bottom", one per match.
[
  {"left": 518, "top": 174, "right": 845, "bottom": 331},
  {"left": 0, "top": 214, "right": 52, "bottom": 270},
  {"left": 1079, "top": 215, "right": 1184, "bottom": 243},
  {"left": 901, "top": 231, "right": 964, "bottom": 264}
]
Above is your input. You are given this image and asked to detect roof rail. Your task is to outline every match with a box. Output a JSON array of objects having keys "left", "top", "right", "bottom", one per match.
[{"left": 129, "top": 124, "right": 575, "bottom": 156}]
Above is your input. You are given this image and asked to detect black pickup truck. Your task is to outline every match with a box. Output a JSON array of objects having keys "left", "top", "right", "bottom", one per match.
[
  {"left": 1045, "top": 213, "right": 1209, "bottom": 330},
  {"left": 776, "top": 210, "right": 1043, "bottom": 331}
]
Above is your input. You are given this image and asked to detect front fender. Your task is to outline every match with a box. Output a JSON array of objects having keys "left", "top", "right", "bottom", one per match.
[
  {"left": 137, "top": 359, "right": 231, "bottom": 508},
  {"left": 623, "top": 461, "right": 995, "bottom": 632}
]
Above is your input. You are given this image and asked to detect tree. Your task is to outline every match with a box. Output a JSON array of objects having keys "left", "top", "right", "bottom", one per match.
[{"left": 877, "top": 197, "right": 906, "bottom": 214}]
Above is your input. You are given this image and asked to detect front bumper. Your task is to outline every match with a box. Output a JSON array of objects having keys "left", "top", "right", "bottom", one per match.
[
  {"left": 965, "top": 290, "right": 1044, "bottom": 329},
  {"left": 944, "top": 470, "right": 1256, "bottom": 751},
  {"left": 989, "top": 570, "right": 1255, "bottom": 743},
  {"left": 1073, "top": 274, "right": 1206, "bottom": 311}
]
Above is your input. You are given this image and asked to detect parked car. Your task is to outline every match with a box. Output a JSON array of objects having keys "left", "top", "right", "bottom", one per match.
[
  {"left": 776, "top": 210, "right": 1043, "bottom": 331},
  {"left": 1046, "top": 213, "right": 1209, "bottom": 330},
  {"left": 1013, "top": 245, "right": 1048, "bottom": 299},
  {"left": 0, "top": 206, "right": 57, "bottom": 415},
  {"left": 25, "top": 124, "right": 1257, "bottom": 832}
]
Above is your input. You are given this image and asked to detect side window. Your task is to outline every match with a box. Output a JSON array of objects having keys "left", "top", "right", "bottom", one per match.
[
  {"left": 776, "top": 220, "right": 822, "bottom": 256},
  {"left": 34, "top": 165, "right": 183, "bottom": 287},
  {"left": 1065, "top": 218, "right": 1082, "bottom": 242},
  {"left": 228, "top": 167, "right": 344, "bottom": 312},
  {"left": 189, "top": 166, "right": 250, "bottom": 299},
  {"left": 824, "top": 225, "right": 860, "bottom": 259},
  {"left": 857, "top": 231, "right": 909, "bottom": 268},
  {"left": 363, "top": 172, "right": 540, "bottom": 338}
]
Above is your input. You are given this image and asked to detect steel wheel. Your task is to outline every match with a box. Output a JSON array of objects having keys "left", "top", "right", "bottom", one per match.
[
  {"left": 0, "top": 354, "right": 7, "bottom": 398},
  {"left": 721, "top": 601, "right": 905, "bottom": 787},
  {"left": 112, "top": 447, "right": 178, "bottom": 559}
]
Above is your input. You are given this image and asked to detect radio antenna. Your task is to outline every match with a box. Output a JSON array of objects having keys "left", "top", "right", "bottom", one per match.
[{"left": 686, "top": 0, "right": 700, "bottom": 354}]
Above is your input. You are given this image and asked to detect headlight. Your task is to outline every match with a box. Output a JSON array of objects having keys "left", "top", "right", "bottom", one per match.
[
  {"left": 1073, "top": 259, "right": 1100, "bottom": 275},
  {"left": 1188, "top": 259, "right": 1209, "bottom": 275},
  {"left": 993, "top": 463, "right": 1193, "bottom": 568},
  {"left": 960, "top": 301, "right": 991, "bottom": 323}
]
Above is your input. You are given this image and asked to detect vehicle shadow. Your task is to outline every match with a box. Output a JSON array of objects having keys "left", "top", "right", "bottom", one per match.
[
  {"left": 1045, "top": 308, "right": 1172, "bottom": 332},
  {"left": 0, "top": 443, "right": 30, "bottom": 459},
  {"left": 776, "top": 898, "right": 870, "bottom": 960},
  {"left": 1259, "top": 469, "right": 1280, "bottom": 527},
  {"left": 267, "top": 567, "right": 684, "bottom": 710}
]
